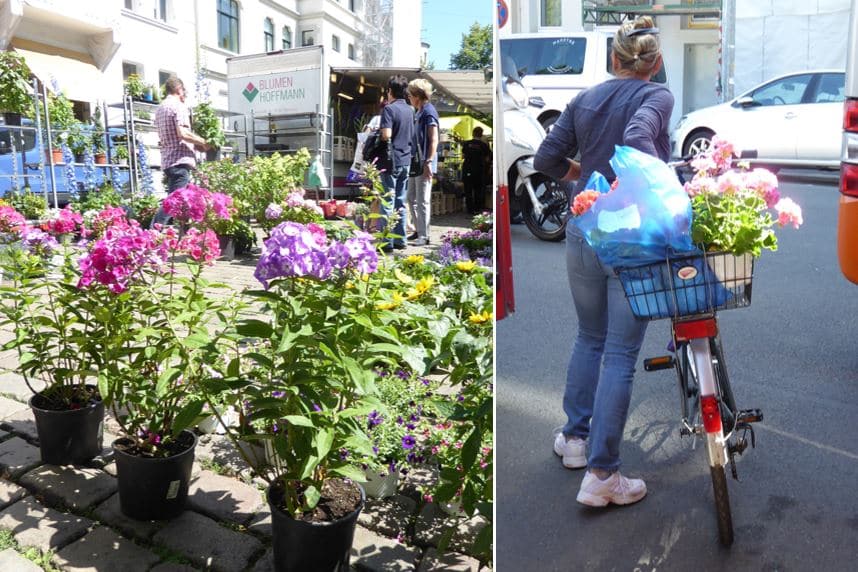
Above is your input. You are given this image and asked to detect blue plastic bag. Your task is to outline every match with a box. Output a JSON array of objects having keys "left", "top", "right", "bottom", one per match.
[{"left": 573, "top": 146, "right": 695, "bottom": 267}]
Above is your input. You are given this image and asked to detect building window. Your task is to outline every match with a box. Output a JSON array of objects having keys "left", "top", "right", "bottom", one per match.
[
  {"left": 541, "top": 0, "right": 561, "bottom": 27},
  {"left": 158, "top": 70, "right": 174, "bottom": 93},
  {"left": 332, "top": 35, "right": 340, "bottom": 52},
  {"left": 282, "top": 26, "right": 292, "bottom": 49},
  {"left": 157, "top": 0, "right": 168, "bottom": 21},
  {"left": 124, "top": 0, "right": 134, "bottom": 9},
  {"left": 348, "top": 43, "right": 355, "bottom": 60},
  {"left": 264, "top": 18, "right": 274, "bottom": 51},
  {"left": 122, "top": 62, "right": 141, "bottom": 80},
  {"left": 217, "top": 0, "right": 240, "bottom": 52},
  {"left": 302, "top": 30, "right": 314, "bottom": 47},
  {"left": 350, "top": 0, "right": 356, "bottom": 11}
]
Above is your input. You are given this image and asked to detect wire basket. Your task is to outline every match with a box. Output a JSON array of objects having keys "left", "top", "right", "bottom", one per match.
[{"left": 615, "top": 251, "right": 755, "bottom": 321}]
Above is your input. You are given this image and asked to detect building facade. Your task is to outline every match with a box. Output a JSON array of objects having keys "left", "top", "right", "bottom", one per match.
[{"left": 0, "top": 0, "right": 423, "bottom": 112}]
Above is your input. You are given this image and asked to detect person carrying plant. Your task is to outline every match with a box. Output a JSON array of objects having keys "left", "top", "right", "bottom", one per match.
[
  {"left": 151, "top": 76, "right": 210, "bottom": 227},
  {"left": 532, "top": 16, "right": 674, "bottom": 507}
]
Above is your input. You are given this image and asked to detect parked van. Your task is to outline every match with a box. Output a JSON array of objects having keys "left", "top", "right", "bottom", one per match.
[
  {"left": 837, "top": 0, "right": 858, "bottom": 283},
  {"left": 0, "top": 116, "right": 130, "bottom": 206},
  {"left": 498, "top": 31, "right": 667, "bottom": 131}
]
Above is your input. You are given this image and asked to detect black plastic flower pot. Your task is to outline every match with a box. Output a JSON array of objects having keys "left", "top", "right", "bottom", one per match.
[
  {"left": 29, "top": 388, "right": 104, "bottom": 465},
  {"left": 112, "top": 430, "right": 197, "bottom": 521},
  {"left": 268, "top": 479, "right": 365, "bottom": 572}
]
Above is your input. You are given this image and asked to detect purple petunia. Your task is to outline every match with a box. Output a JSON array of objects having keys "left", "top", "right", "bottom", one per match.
[
  {"left": 367, "top": 410, "right": 384, "bottom": 427},
  {"left": 401, "top": 435, "right": 416, "bottom": 450}
]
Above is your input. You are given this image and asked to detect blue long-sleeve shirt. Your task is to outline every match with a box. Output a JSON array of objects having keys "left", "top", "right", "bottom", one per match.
[{"left": 533, "top": 78, "right": 674, "bottom": 195}]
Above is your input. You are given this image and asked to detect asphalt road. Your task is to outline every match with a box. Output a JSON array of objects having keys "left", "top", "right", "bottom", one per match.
[{"left": 496, "top": 178, "right": 858, "bottom": 571}]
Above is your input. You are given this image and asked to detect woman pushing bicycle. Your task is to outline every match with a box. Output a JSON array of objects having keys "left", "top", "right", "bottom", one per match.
[{"left": 533, "top": 16, "right": 674, "bottom": 507}]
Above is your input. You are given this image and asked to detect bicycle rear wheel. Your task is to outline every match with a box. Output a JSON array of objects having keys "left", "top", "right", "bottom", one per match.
[{"left": 682, "top": 337, "right": 734, "bottom": 547}]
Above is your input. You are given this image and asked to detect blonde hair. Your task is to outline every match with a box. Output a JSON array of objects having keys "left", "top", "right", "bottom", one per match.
[
  {"left": 612, "top": 16, "right": 661, "bottom": 76},
  {"left": 407, "top": 78, "right": 434, "bottom": 101}
]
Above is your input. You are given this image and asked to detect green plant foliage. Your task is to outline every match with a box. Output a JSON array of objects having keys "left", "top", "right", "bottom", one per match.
[
  {"left": 5, "top": 189, "right": 48, "bottom": 220},
  {"left": 124, "top": 73, "right": 145, "bottom": 99},
  {"left": 192, "top": 102, "right": 227, "bottom": 149},
  {"left": 0, "top": 51, "right": 33, "bottom": 115}
]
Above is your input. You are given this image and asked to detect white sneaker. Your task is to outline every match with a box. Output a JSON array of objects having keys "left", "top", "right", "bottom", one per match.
[
  {"left": 553, "top": 430, "right": 586, "bottom": 469},
  {"left": 411, "top": 236, "right": 429, "bottom": 246},
  {"left": 576, "top": 470, "right": 647, "bottom": 507}
]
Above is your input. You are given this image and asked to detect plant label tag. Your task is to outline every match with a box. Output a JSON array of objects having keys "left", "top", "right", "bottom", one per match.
[
  {"left": 677, "top": 266, "right": 698, "bottom": 281},
  {"left": 166, "top": 480, "right": 181, "bottom": 500},
  {"left": 97, "top": 422, "right": 104, "bottom": 440}
]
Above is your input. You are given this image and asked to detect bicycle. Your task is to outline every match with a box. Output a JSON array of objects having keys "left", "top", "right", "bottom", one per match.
[{"left": 615, "top": 248, "right": 764, "bottom": 547}]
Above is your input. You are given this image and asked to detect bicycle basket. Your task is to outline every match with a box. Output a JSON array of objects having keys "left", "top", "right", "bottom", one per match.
[{"left": 616, "top": 251, "right": 754, "bottom": 320}]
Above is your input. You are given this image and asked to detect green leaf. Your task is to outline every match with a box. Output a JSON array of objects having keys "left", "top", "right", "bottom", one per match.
[
  {"left": 283, "top": 415, "right": 314, "bottom": 428},
  {"left": 331, "top": 464, "right": 367, "bottom": 483},
  {"left": 300, "top": 455, "right": 320, "bottom": 480},
  {"left": 315, "top": 428, "right": 334, "bottom": 459},
  {"left": 245, "top": 352, "right": 274, "bottom": 369},
  {"left": 226, "top": 357, "right": 240, "bottom": 378},
  {"left": 183, "top": 331, "right": 211, "bottom": 349},
  {"left": 156, "top": 368, "right": 182, "bottom": 397},
  {"left": 172, "top": 400, "right": 205, "bottom": 436},
  {"left": 401, "top": 345, "right": 429, "bottom": 375},
  {"left": 303, "top": 485, "right": 321, "bottom": 510},
  {"left": 236, "top": 319, "right": 273, "bottom": 338},
  {"left": 460, "top": 428, "right": 481, "bottom": 472}
]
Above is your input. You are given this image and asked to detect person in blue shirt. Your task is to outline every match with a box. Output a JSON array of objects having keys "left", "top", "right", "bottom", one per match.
[
  {"left": 406, "top": 78, "right": 439, "bottom": 246},
  {"left": 534, "top": 16, "right": 674, "bottom": 508},
  {"left": 379, "top": 75, "right": 414, "bottom": 251}
]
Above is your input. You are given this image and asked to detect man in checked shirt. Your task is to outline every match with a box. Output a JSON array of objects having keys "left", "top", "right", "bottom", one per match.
[{"left": 151, "top": 76, "right": 210, "bottom": 227}]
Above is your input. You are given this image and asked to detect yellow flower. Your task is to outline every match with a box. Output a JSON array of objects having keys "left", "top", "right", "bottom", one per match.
[
  {"left": 376, "top": 292, "right": 405, "bottom": 310},
  {"left": 360, "top": 274, "right": 370, "bottom": 282},
  {"left": 404, "top": 255, "right": 424, "bottom": 265},
  {"left": 414, "top": 276, "right": 435, "bottom": 295},
  {"left": 394, "top": 269, "right": 414, "bottom": 284},
  {"left": 468, "top": 311, "right": 493, "bottom": 324},
  {"left": 455, "top": 261, "right": 477, "bottom": 272}
]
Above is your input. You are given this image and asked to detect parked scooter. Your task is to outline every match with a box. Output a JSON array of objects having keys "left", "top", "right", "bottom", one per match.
[{"left": 502, "top": 58, "right": 570, "bottom": 242}]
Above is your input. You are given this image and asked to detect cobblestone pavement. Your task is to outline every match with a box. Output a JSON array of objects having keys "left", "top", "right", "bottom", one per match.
[{"left": 0, "top": 213, "right": 491, "bottom": 571}]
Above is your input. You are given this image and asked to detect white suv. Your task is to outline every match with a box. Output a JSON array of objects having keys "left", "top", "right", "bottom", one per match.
[{"left": 499, "top": 31, "right": 667, "bottom": 132}]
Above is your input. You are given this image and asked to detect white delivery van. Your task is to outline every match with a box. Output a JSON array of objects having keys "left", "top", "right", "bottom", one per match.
[
  {"left": 837, "top": 0, "right": 858, "bottom": 284},
  {"left": 498, "top": 31, "right": 667, "bottom": 132}
]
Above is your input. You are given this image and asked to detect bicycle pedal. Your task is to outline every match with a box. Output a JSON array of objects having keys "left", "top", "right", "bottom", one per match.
[
  {"left": 644, "top": 355, "right": 675, "bottom": 371},
  {"left": 737, "top": 409, "right": 764, "bottom": 424}
]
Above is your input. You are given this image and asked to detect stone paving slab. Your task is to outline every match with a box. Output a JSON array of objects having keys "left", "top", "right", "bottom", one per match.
[
  {"left": 246, "top": 507, "right": 271, "bottom": 538},
  {"left": 0, "top": 408, "right": 39, "bottom": 443},
  {"left": 92, "top": 493, "right": 164, "bottom": 542},
  {"left": 0, "top": 547, "right": 42, "bottom": 572},
  {"left": 0, "top": 496, "right": 93, "bottom": 552},
  {"left": 0, "top": 478, "right": 28, "bottom": 510},
  {"left": 52, "top": 525, "right": 162, "bottom": 572},
  {"left": 0, "top": 437, "right": 42, "bottom": 478},
  {"left": 20, "top": 465, "right": 117, "bottom": 511},
  {"left": 0, "top": 396, "right": 28, "bottom": 420},
  {"left": 400, "top": 465, "right": 439, "bottom": 500},
  {"left": 152, "top": 510, "right": 264, "bottom": 572},
  {"left": 358, "top": 494, "right": 418, "bottom": 539},
  {"left": 413, "top": 504, "right": 487, "bottom": 556},
  {"left": 351, "top": 525, "right": 422, "bottom": 571},
  {"left": 417, "top": 548, "right": 481, "bottom": 572},
  {"left": 0, "top": 372, "right": 44, "bottom": 402},
  {"left": 186, "top": 469, "right": 265, "bottom": 525}
]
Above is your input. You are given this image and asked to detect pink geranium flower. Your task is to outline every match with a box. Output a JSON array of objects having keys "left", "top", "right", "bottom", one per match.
[{"left": 775, "top": 197, "right": 803, "bottom": 229}]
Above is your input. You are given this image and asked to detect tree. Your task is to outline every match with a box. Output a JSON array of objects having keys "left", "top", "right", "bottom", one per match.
[{"left": 449, "top": 22, "right": 491, "bottom": 70}]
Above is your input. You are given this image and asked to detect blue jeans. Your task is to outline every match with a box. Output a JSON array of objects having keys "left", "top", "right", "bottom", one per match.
[
  {"left": 380, "top": 165, "right": 409, "bottom": 247},
  {"left": 562, "top": 224, "right": 648, "bottom": 471},
  {"left": 151, "top": 165, "right": 191, "bottom": 228}
]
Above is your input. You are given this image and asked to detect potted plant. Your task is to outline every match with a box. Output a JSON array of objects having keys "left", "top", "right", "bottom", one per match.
[
  {"left": 91, "top": 107, "right": 107, "bottom": 164},
  {"left": 79, "top": 192, "right": 234, "bottom": 520},
  {"left": 0, "top": 206, "right": 106, "bottom": 466},
  {"left": 124, "top": 74, "right": 146, "bottom": 101},
  {"left": 0, "top": 51, "right": 32, "bottom": 125},
  {"left": 114, "top": 144, "right": 130, "bottom": 165},
  {"left": 67, "top": 121, "right": 91, "bottom": 162},
  {"left": 191, "top": 102, "right": 226, "bottom": 161},
  {"left": 200, "top": 221, "right": 389, "bottom": 571},
  {"left": 46, "top": 92, "right": 75, "bottom": 161},
  {"left": 126, "top": 192, "right": 159, "bottom": 228}
]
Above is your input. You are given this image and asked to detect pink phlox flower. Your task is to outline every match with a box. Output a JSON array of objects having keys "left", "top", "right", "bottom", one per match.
[
  {"left": 77, "top": 225, "right": 167, "bottom": 293},
  {"left": 0, "top": 205, "right": 26, "bottom": 235},
  {"left": 210, "top": 192, "right": 234, "bottom": 220},
  {"left": 83, "top": 207, "right": 131, "bottom": 240},
  {"left": 45, "top": 207, "right": 83, "bottom": 236},
  {"left": 163, "top": 184, "right": 210, "bottom": 223},
  {"left": 178, "top": 228, "right": 221, "bottom": 264},
  {"left": 774, "top": 197, "right": 803, "bottom": 229}
]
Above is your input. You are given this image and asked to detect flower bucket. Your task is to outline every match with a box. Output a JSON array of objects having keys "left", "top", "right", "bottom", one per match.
[
  {"left": 112, "top": 430, "right": 197, "bottom": 520},
  {"left": 29, "top": 387, "right": 104, "bottom": 465},
  {"left": 267, "top": 479, "right": 364, "bottom": 572},
  {"left": 46, "top": 148, "right": 64, "bottom": 164},
  {"left": 709, "top": 252, "right": 754, "bottom": 287},
  {"left": 361, "top": 467, "right": 399, "bottom": 499},
  {"left": 335, "top": 201, "right": 349, "bottom": 218},
  {"left": 321, "top": 201, "right": 338, "bottom": 219}
]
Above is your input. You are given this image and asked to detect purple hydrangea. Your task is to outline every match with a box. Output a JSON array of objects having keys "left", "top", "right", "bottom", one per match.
[{"left": 264, "top": 203, "right": 283, "bottom": 220}]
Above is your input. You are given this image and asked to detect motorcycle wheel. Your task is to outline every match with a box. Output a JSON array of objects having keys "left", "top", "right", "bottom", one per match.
[{"left": 518, "top": 174, "right": 569, "bottom": 242}]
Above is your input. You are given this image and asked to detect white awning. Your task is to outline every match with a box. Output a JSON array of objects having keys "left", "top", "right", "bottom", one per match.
[
  {"left": 15, "top": 47, "right": 105, "bottom": 102},
  {"left": 423, "top": 70, "right": 493, "bottom": 117}
]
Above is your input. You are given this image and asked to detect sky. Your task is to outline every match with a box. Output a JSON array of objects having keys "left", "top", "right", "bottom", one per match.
[{"left": 422, "top": 0, "right": 492, "bottom": 70}]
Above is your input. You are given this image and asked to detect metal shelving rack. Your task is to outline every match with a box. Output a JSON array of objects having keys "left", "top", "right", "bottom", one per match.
[{"left": 248, "top": 106, "right": 333, "bottom": 199}]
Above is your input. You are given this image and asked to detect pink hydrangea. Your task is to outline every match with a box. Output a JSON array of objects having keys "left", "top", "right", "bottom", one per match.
[{"left": 775, "top": 197, "right": 803, "bottom": 229}]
